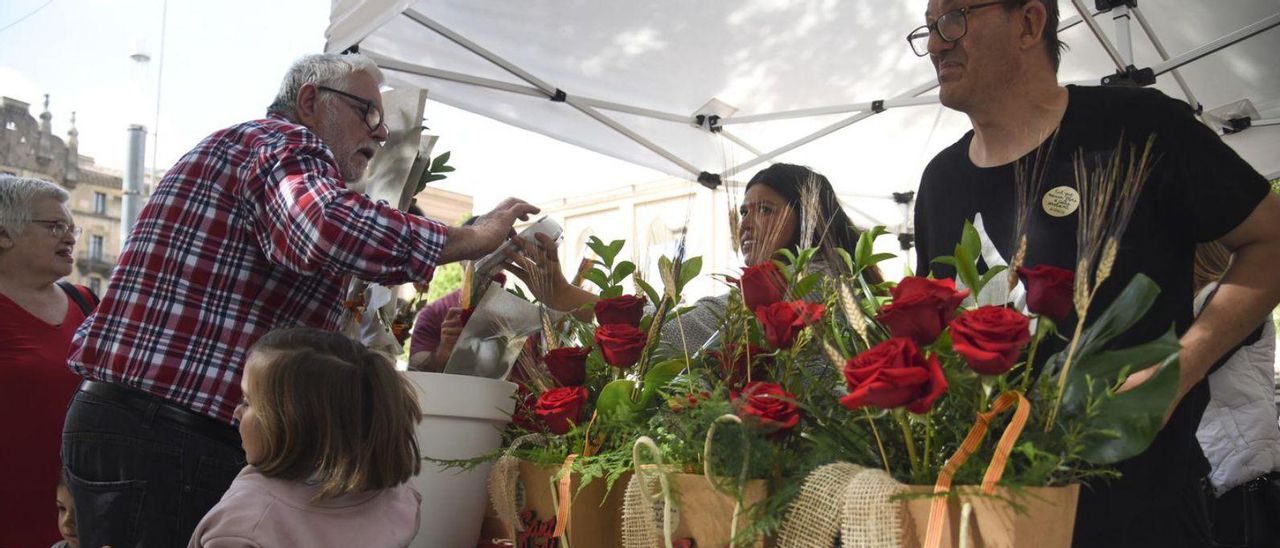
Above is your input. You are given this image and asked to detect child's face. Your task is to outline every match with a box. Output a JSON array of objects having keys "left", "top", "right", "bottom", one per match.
[
  {"left": 235, "top": 351, "right": 269, "bottom": 465},
  {"left": 56, "top": 484, "right": 79, "bottom": 548}
]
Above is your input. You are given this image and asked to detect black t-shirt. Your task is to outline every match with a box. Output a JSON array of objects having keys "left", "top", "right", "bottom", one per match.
[{"left": 914, "top": 85, "right": 1270, "bottom": 541}]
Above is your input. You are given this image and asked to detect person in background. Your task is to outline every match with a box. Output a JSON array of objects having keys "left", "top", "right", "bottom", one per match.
[
  {"left": 0, "top": 175, "right": 97, "bottom": 548},
  {"left": 408, "top": 216, "right": 485, "bottom": 372},
  {"left": 1193, "top": 241, "right": 1280, "bottom": 547},
  {"left": 189, "top": 328, "right": 422, "bottom": 548},
  {"left": 509, "top": 163, "right": 882, "bottom": 356},
  {"left": 53, "top": 471, "right": 79, "bottom": 548},
  {"left": 63, "top": 52, "right": 537, "bottom": 547}
]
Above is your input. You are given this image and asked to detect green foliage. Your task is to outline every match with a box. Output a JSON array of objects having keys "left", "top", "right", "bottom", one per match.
[
  {"left": 424, "top": 262, "right": 463, "bottom": 302},
  {"left": 413, "top": 150, "right": 456, "bottom": 194}
]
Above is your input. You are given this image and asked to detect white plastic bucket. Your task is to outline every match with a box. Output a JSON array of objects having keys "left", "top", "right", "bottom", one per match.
[{"left": 404, "top": 372, "right": 516, "bottom": 548}]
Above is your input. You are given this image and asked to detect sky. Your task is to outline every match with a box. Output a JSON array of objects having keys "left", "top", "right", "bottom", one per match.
[{"left": 0, "top": 0, "right": 664, "bottom": 210}]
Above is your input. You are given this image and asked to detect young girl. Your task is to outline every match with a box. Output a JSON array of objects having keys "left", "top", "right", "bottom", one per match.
[{"left": 189, "top": 328, "right": 423, "bottom": 547}]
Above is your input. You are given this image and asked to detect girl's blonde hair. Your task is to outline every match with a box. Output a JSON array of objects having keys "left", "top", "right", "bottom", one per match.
[{"left": 247, "top": 327, "right": 422, "bottom": 500}]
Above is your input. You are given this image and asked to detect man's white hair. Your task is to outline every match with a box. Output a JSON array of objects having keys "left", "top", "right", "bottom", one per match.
[
  {"left": 0, "top": 175, "right": 70, "bottom": 238},
  {"left": 267, "top": 53, "right": 385, "bottom": 119}
]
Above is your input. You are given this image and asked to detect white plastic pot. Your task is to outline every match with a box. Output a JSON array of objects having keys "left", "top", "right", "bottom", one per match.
[{"left": 404, "top": 372, "right": 517, "bottom": 548}]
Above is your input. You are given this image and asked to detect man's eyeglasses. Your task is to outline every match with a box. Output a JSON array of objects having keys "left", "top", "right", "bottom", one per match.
[
  {"left": 907, "top": 1, "right": 1017, "bottom": 57},
  {"left": 316, "top": 85, "right": 386, "bottom": 133},
  {"left": 30, "top": 220, "right": 82, "bottom": 239}
]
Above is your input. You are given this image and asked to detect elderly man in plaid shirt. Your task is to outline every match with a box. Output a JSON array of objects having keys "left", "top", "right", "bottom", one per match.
[{"left": 60, "top": 53, "right": 538, "bottom": 547}]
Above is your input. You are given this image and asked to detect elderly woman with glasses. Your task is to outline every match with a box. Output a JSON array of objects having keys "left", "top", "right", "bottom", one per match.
[{"left": 0, "top": 175, "right": 98, "bottom": 548}]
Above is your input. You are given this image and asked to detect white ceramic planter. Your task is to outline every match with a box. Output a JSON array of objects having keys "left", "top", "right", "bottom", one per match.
[{"left": 404, "top": 372, "right": 516, "bottom": 548}]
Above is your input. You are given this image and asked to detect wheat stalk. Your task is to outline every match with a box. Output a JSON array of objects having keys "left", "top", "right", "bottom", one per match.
[
  {"left": 1008, "top": 234, "right": 1028, "bottom": 293},
  {"left": 838, "top": 280, "right": 870, "bottom": 345},
  {"left": 1046, "top": 133, "right": 1162, "bottom": 430}
]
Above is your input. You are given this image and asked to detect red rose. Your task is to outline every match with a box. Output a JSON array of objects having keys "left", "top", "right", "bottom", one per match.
[
  {"left": 543, "top": 346, "right": 591, "bottom": 386},
  {"left": 755, "top": 301, "right": 825, "bottom": 350},
  {"left": 1017, "top": 265, "right": 1074, "bottom": 321},
  {"left": 709, "top": 343, "right": 771, "bottom": 387},
  {"left": 950, "top": 306, "right": 1031, "bottom": 375},
  {"left": 593, "top": 294, "right": 647, "bottom": 327},
  {"left": 840, "top": 338, "right": 947, "bottom": 414},
  {"left": 733, "top": 382, "right": 801, "bottom": 431},
  {"left": 875, "top": 276, "right": 969, "bottom": 346},
  {"left": 738, "top": 262, "right": 788, "bottom": 312},
  {"left": 594, "top": 324, "right": 648, "bottom": 368},
  {"left": 534, "top": 386, "right": 588, "bottom": 435}
]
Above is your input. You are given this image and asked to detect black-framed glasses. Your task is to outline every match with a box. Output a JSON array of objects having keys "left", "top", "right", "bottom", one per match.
[
  {"left": 316, "top": 85, "right": 386, "bottom": 133},
  {"left": 907, "top": 1, "right": 1017, "bottom": 57},
  {"left": 29, "top": 220, "right": 82, "bottom": 239}
]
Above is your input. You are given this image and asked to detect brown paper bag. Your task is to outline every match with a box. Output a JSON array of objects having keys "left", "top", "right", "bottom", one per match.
[
  {"left": 508, "top": 460, "right": 631, "bottom": 548},
  {"left": 664, "top": 472, "right": 771, "bottom": 548},
  {"left": 899, "top": 484, "right": 1079, "bottom": 548}
]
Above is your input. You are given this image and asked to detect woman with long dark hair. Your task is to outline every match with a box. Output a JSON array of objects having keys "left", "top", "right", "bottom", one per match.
[{"left": 513, "top": 163, "right": 882, "bottom": 354}]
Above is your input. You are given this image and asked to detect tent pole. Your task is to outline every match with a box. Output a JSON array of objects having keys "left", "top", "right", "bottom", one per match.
[
  {"left": 722, "top": 80, "right": 941, "bottom": 177},
  {"left": 724, "top": 93, "right": 941, "bottom": 125},
  {"left": 1068, "top": 0, "right": 1127, "bottom": 71},
  {"left": 1111, "top": 4, "right": 1134, "bottom": 66},
  {"left": 1059, "top": 9, "right": 1104, "bottom": 33},
  {"left": 718, "top": 130, "right": 764, "bottom": 156},
  {"left": 398, "top": 9, "right": 702, "bottom": 176},
  {"left": 563, "top": 98, "right": 703, "bottom": 176},
  {"left": 1149, "top": 13, "right": 1280, "bottom": 77},
  {"left": 713, "top": 11, "right": 1105, "bottom": 127},
  {"left": 403, "top": 9, "right": 558, "bottom": 96},
  {"left": 374, "top": 54, "right": 690, "bottom": 123},
  {"left": 1129, "top": 7, "right": 1201, "bottom": 114},
  {"left": 371, "top": 54, "right": 545, "bottom": 97},
  {"left": 1255, "top": 118, "right": 1280, "bottom": 128}
]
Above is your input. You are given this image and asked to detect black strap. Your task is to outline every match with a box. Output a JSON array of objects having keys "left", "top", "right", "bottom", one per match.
[{"left": 57, "top": 281, "right": 98, "bottom": 316}]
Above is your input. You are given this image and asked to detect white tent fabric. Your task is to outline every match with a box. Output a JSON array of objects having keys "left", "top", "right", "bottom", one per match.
[{"left": 325, "top": 0, "right": 1280, "bottom": 229}]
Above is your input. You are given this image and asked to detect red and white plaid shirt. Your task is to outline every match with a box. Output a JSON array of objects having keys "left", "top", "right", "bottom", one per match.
[{"left": 70, "top": 115, "right": 449, "bottom": 424}]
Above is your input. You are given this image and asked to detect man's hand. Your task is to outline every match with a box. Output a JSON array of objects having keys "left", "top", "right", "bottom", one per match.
[
  {"left": 1121, "top": 193, "right": 1280, "bottom": 427},
  {"left": 439, "top": 198, "right": 540, "bottom": 263}
]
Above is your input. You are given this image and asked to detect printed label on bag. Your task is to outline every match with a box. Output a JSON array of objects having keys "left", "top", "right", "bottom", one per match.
[{"left": 1042, "top": 186, "right": 1080, "bottom": 217}]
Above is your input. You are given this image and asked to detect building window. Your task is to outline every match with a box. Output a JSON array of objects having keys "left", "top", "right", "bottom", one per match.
[
  {"left": 89, "top": 277, "right": 102, "bottom": 295},
  {"left": 93, "top": 192, "right": 107, "bottom": 215},
  {"left": 89, "top": 235, "right": 104, "bottom": 261},
  {"left": 4, "top": 121, "right": 14, "bottom": 130}
]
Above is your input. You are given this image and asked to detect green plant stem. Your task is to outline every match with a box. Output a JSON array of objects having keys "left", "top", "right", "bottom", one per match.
[
  {"left": 895, "top": 411, "right": 921, "bottom": 481},
  {"left": 1020, "top": 319, "right": 1048, "bottom": 393},
  {"left": 923, "top": 411, "right": 934, "bottom": 473},
  {"left": 1046, "top": 315, "right": 1088, "bottom": 431},
  {"left": 863, "top": 409, "right": 891, "bottom": 473}
]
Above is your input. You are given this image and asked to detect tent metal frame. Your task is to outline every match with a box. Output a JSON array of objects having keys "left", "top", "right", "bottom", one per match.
[{"left": 373, "top": 2, "right": 1278, "bottom": 191}]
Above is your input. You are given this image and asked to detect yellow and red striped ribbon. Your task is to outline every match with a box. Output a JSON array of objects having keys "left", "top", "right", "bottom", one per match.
[{"left": 924, "top": 391, "right": 1031, "bottom": 548}]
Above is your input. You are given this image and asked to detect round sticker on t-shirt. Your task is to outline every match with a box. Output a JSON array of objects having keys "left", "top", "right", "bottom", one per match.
[{"left": 1042, "top": 185, "right": 1080, "bottom": 217}]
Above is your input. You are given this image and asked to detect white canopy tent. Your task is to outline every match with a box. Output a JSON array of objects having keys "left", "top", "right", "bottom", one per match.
[{"left": 325, "top": 0, "right": 1280, "bottom": 234}]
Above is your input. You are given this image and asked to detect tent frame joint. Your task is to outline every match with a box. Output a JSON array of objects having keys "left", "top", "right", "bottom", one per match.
[
  {"left": 697, "top": 171, "right": 722, "bottom": 190},
  {"left": 1223, "top": 117, "right": 1252, "bottom": 135},
  {"left": 871, "top": 100, "right": 886, "bottom": 113},
  {"left": 694, "top": 114, "right": 723, "bottom": 133},
  {"left": 1093, "top": 0, "right": 1136, "bottom": 11},
  {"left": 550, "top": 88, "right": 567, "bottom": 102},
  {"left": 1101, "top": 65, "right": 1155, "bottom": 87}
]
